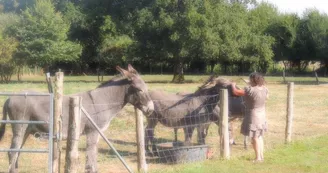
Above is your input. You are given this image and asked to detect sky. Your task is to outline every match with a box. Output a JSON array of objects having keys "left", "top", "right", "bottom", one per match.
[{"left": 263, "top": 0, "right": 328, "bottom": 16}]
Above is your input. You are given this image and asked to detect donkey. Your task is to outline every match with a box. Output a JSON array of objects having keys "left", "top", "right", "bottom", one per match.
[
  {"left": 173, "top": 92, "right": 245, "bottom": 145},
  {"left": 145, "top": 76, "right": 243, "bottom": 155},
  {"left": 0, "top": 64, "right": 154, "bottom": 173}
]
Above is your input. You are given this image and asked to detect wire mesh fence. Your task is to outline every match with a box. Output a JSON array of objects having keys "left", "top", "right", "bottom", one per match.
[{"left": 0, "top": 76, "right": 327, "bottom": 173}]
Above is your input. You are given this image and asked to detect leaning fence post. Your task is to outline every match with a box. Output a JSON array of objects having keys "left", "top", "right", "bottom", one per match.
[
  {"left": 65, "top": 96, "right": 81, "bottom": 173},
  {"left": 46, "top": 72, "right": 53, "bottom": 93},
  {"left": 219, "top": 89, "right": 230, "bottom": 159},
  {"left": 314, "top": 71, "right": 319, "bottom": 85},
  {"left": 53, "top": 72, "right": 64, "bottom": 173},
  {"left": 135, "top": 107, "right": 147, "bottom": 172},
  {"left": 285, "top": 82, "right": 294, "bottom": 144},
  {"left": 283, "top": 69, "right": 286, "bottom": 83}
]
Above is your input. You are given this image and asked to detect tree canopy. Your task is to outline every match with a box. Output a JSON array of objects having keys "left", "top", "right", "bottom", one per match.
[{"left": 0, "top": 0, "right": 328, "bottom": 82}]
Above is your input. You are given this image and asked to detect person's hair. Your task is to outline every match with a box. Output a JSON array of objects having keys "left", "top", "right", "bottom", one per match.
[{"left": 249, "top": 72, "right": 265, "bottom": 86}]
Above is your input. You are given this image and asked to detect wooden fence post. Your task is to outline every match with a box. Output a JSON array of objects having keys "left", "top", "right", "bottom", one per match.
[
  {"left": 53, "top": 72, "right": 64, "bottom": 173},
  {"left": 220, "top": 89, "right": 230, "bottom": 159},
  {"left": 285, "top": 82, "right": 294, "bottom": 144},
  {"left": 65, "top": 96, "right": 81, "bottom": 173},
  {"left": 135, "top": 107, "right": 147, "bottom": 172},
  {"left": 46, "top": 72, "right": 53, "bottom": 93}
]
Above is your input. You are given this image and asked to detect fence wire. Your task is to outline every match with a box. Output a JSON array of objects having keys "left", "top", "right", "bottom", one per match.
[{"left": 0, "top": 78, "right": 328, "bottom": 173}]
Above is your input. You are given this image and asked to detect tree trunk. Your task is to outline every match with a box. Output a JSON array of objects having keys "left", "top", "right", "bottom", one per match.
[
  {"left": 210, "top": 61, "right": 215, "bottom": 74},
  {"left": 224, "top": 64, "right": 228, "bottom": 74},
  {"left": 172, "top": 61, "right": 185, "bottom": 83},
  {"left": 34, "top": 65, "right": 38, "bottom": 75},
  {"left": 17, "top": 67, "right": 21, "bottom": 82},
  {"left": 325, "top": 63, "right": 328, "bottom": 77},
  {"left": 160, "top": 63, "right": 163, "bottom": 75}
]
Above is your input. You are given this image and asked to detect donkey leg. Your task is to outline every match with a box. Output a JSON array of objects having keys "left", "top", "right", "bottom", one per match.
[
  {"left": 8, "top": 124, "right": 28, "bottom": 173},
  {"left": 197, "top": 123, "right": 209, "bottom": 145},
  {"left": 15, "top": 129, "right": 31, "bottom": 169},
  {"left": 244, "top": 136, "right": 248, "bottom": 150},
  {"left": 145, "top": 119, "right": 158, "bottom": 156},
  {"left": 183, "top": 126, "right": 194, "bottom": 146},
  {"left": 174, "top": 128, "right": 178, "bottom": 142},
  {"left": 196, "top": 126, "right": 204, "bottom": 144},
  {"left": 85, "top": 132, "right": 100, "bottom": 173},
  {"left": 144, "top": 127, "right": 154, "bottom": 155}
]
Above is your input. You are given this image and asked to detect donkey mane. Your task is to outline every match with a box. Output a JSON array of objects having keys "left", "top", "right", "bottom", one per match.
[
  {"left": 194, "top": 75, "right": 232, "bottom": 95},
  {"left": 97, "top": 75, "right": 130, "bottom": 88}
]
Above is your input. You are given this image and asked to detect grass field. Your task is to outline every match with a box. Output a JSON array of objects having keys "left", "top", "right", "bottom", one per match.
[
  {"left": 0, "top": 74, "right": 327, "bottom": 173},
  {"left": 151, "top": 135, "right": 328, "bottom": 173}
]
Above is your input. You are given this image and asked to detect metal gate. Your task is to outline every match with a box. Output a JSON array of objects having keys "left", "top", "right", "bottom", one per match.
[{"left": 0, "top": 92, "right": 54, "bottom": 173}]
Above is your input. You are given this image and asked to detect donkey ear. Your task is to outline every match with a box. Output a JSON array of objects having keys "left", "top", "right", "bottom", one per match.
[
  {"left": 128, "top": 64, "right": 138, "bottom": 74},
  {"left": 116, "top": 66, "right": 129, "bottom": 76},
  {"left": 116, "top": 65, "right": 135, "bottom": 80}
]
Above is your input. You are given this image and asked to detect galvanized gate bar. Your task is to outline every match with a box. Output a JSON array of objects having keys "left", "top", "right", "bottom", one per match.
[
  {"left": 48, "top": 94, "right": 54, "bottom": 173},
  {"left": 0, "top": 149, "right": 49, "bottom": 153},
  {"left": 0, "top": 92, "right": 51, "bottom": 96},
  {"left": 0, "top": 120, "right": 48, "bottom": 124},
  {"left": 0, "top": 93, "right": 54, "bottom": 173},
  {"left": 81, "top": 107, "right": 134, "bottom": 173}
]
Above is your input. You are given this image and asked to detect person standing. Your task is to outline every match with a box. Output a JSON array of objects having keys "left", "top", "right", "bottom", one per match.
[{"left": 231, "top": 72, "right": 269, "bottom": 162}]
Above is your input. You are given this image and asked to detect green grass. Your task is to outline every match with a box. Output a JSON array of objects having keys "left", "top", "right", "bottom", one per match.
[
  {"left": 151, "top": 135, "right": 328, "bottom": 173},
  {"left": 0, "top": 74, "right": 327, "bottom": 172}
]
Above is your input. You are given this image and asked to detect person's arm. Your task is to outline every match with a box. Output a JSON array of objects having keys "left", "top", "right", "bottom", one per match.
[{"left": 231, "top": 83, "right": 245, "bottom": 96}]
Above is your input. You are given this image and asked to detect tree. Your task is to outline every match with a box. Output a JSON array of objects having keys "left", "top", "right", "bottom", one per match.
[
  {"left": 294, "top": 9, "right": 328, "bottom": 73},
  {"left": 0, "top": 37, "right": 18, "bottom": 82},
  {"left": 266, "top": 13, "right": 299, "bottom": 71},
  {"left": 243, "top": 2, "right": 277, "bottom": 73},
  {"left": 0, "top": 0, "right": 36, "bottom": 13},
  {"left": 6, "top": 0, "right": 82, "bottom": 72},
  {"left": 0, "top": 12, "right": 19, "bottom": 82},
  {"left": 96, "top": 15, "right": 133, "bottom": 81},
  {"left": 133, "top": 0, "right": 209, "bottom": 82}
]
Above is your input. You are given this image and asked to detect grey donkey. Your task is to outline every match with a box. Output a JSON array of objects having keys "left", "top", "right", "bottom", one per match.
[{"left": 0, "top": 64, "right": 154, "bottom": 173}]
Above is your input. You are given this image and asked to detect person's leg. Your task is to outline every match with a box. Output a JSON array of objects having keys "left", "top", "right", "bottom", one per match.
[
  {"left": 251, "top": 134, "right": 261, "bottom": 161},
  {"left": 259, "top": 135, "right": 264, "bottom": 161}
]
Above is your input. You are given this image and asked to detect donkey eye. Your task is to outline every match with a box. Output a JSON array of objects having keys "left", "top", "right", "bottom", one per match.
[{"left": 133, "top": 86, "right": 142, "bottom": 92}]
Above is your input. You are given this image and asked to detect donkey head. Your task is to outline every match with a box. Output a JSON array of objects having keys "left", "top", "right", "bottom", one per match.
[
  {"left": 116, "top": 64, "right": 154, "bottom": 115},
  {"left": 196, "top": 76, "right": 234, "bottom": 96}
]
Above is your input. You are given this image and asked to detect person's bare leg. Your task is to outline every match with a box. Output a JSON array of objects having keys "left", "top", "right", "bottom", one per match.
[
  {"left": 259, "top": 136, "right": 264, "bottom": 161},
  {"left": 252, "top": 136, "right": 261, "bottom": 161}
]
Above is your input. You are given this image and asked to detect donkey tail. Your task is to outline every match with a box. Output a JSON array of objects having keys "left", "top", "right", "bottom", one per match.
[{"left": 0, "top": 99, "right": 9, "bottom": 141}]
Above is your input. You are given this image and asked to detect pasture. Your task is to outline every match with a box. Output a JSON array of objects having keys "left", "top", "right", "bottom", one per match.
[{"left": 0, "top": 74, "right": 327, "bottom": 172}]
